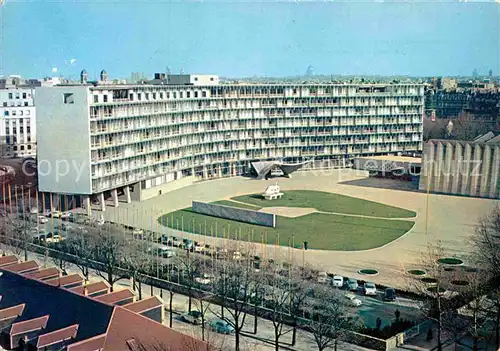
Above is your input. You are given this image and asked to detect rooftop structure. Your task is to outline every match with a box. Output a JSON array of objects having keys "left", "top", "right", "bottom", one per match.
[
  {"left": 35, "top": 80, "right": 424, "bottom": 211},
  {"left": 0, "top": 255, "right": 209, "bottom": 351}
]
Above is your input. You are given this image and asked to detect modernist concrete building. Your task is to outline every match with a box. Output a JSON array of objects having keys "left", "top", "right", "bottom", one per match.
[
  {"left": 419, "top": 134, "right": 500, "bottom": 199},
  {"left": 35, "top": 75, "right": 424, "bottom": 210},
  {"left": 0, "top": 77, "right": 39, "bottom": 158}
]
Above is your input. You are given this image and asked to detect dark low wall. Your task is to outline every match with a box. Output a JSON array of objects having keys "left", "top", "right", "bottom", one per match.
[{"left": 192, "top": 201, "right": 276, "bottom": 228}]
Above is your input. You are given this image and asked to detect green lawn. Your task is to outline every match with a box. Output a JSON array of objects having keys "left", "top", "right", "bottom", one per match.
[
  {"left": 157, "top": 208, "right": 415, "bottom": 251},
  {"left": 231, "top": 190, "right": 416, "bottom": 218}
]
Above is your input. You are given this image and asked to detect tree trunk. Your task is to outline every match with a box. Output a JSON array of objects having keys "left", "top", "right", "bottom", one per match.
[
  {"left": 138, "top": 279, "right": 142, "bottom": 300},
  {"left": 221, "top": 305, "right": 224, "bottom": 319},
  {"left": 84, "top": 266, "right": 89, "bottom": 282},
  {"left": 437, "top": 322, "right": 442, "bottom": 351},
  {"left": 291, "top": 320, "right": 297, "bottom": 346},
  {"left": 235, "top": 329, "right": 240, "bottom": 351},
  {"left": 169, "top": 291, "right": 174, "bottom": 328},
  {"left": 24, "top": 246, "right": 28, "bottom": 262},
  {"left": 496, "top": 307, "right": 500, "bottom": 350},
  {"left": 188, "top": 290, "right": 192, "bottom": 312},
  {"left": 334, "top": 339, "right": 338, "bottom": 351},
  {"left": 275, "top": 327, "right": 280, "bottom": 351},
  {"left": 253, "top": 312, "right": 258, "bottom": 334},
  {"left": 108, "top": 268, "right": 114, "bottom": 292}
]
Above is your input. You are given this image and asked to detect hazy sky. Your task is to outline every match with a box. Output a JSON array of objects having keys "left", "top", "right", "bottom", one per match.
[{"left": 1, "top": 0, "right": 499, "bottom": 79}]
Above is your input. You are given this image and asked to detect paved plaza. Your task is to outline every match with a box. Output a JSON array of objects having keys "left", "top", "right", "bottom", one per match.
[{"left": 99, "top": 169, "right": 498, "bottom": 289}]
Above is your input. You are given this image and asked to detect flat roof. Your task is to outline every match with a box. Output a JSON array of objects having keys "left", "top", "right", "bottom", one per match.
[{"left": 356, "top": 155, "right": 422, "bottom": 164}]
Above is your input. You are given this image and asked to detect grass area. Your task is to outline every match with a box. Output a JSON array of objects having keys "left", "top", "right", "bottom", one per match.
[
  {"left": 157, "top": 208, "right": 415, "bottom": 251},
  {"left": 231, "top": 190, "right": 416, "bottom": 218},
  {"left": 407, "top": 270, "right": 426, "bottom": 276},
  {"left": 211, "top": 200, "right": 261, "bottom": 210},
  {"left": 358, "top": 269, "right": 379, "bottom": 275},
  {"left": 437, "top": 258, "right": 463, "bottom": 265}
]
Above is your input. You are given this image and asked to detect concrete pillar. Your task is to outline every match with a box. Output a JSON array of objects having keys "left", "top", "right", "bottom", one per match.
[
  {"left": 51, "top": 193, "right": 59, "bottom": 210},
  {"left": 460, "top": 144, "right": 472, "bottom": 195},
  {"left": 176, "top": 171, "right": 182, "bottom": 180},
  {"left": 217, "top": 165, "right": 222, "bottom": 177},
  {"left": 421, "top": 141, "right": 435, "bottom": 192},
  {"left": 479, "top": 145, "right": 492, "bottom": 197},
  {"left": 124, "top": 186, "right": 131, "bottom": 204},
  {"left": 451, "top": 143, "right": 462, "bottom": 194},
  {"left": 232, "top": 162, "right": 237, "bottom": 177},
  {"left": 111, "top": 189, "right": 119, "bottom": 207},
  {"left": 489, "top": 145, "right": 500, "bottom": 199},
  {"left": 442, "top": 143, "right": 453, "bottom": 193},
  {"left": 203, "top": 165, "right": 208, "bottom": 179},
  {"left": 435, "top": 142, "right": 444, "bottom": 192},
  {"left": 82, "top": 196, "right": 91, "bottom": 217},
  {"left": 469, "top": 145, "right": 482, "bottom": 197},
  {"left": 99, "top": 193, "right": 106, "bottom": 212}
]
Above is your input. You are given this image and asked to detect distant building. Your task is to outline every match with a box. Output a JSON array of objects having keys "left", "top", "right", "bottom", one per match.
[
  {"left": 35, "top": 79, "right": 424, "bottom": 209},
  {"left": 419, "top": 134, "right": 500, "bottom": 199},
  {"left": 0, "top": 76, "right": 38, "bottom": 158}
]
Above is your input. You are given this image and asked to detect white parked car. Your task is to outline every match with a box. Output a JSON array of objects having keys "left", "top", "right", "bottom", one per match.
[
  {"left": 38, "top": 215, "right": 48, "bottom": 224},
  {"left": 317, "top": 271, "right": 329, "bottom": 284},
  {"left": 194, "top": 273, "right": 215, "bottom": 285},
  {"left": 181, "top": 311, "right": 203, "bottom": 325},
  {"left": 363, "top": 282, "right": 377, "bottom": 296},
  {"left": 332, "top": 275, "right": 344, "bottom": 288},
  {"left": 345, "top": 293, "right": 362, "bottom": 307},
  {"left": 30, "top": 208, "right": 39, "bottom": 214}
]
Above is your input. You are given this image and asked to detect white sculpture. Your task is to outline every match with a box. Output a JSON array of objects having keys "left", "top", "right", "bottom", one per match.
[{"left": 262, "top": 183, "right": 284, "bottom": 200}]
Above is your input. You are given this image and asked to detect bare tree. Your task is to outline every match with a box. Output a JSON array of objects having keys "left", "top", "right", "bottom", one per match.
[
  {"left": 288, "top": 266, "right": 315, "bottom": 346},
  {"left": 409, "top": 241, "right": 452, "bottom": 351},
  {"left": 194, "top": 291, "right": 214, "bottom": 342},
  {"left": 65, "top": 231, "right": 94, "bottom": 281},
  {"left": 470, "top": 205, "right": 500, "bottom": 348},
  {"left": 213, "top": 254, "right": 260, "bottom": 351},
  {"left": 178, "top": 251, "right": 204, "bottom": 312},
  {"left": 123, "top": 240, "right": 153, "bottom": 300},
  {"left": 302, "top": 285, "right": 355, "bottom": 351},
  {"left": 93, "top": 227, "right": 128, "bottom": 292}
]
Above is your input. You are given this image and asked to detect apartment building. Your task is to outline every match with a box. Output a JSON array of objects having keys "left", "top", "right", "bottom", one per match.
[
  {"left": 0, "top": 77, "right": 39, "bottom": 158},
  {"left": 36, "top": 76, "right": 424, "bottom": 210}
]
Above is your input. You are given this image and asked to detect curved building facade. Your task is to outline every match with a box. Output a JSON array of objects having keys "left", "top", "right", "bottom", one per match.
[{"left": 36, "top": 81, "right": 424, "bottom": 208}]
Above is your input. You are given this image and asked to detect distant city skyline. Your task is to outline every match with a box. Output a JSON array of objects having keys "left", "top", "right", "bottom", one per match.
[{"left": 0, "top": 1, "right": 498, "bottom": 79}]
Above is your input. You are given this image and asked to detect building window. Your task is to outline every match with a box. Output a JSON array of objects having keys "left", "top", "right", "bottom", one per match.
[
  {"left": 26, "top": 110, "right": 30, "bottom": 116},
  {"left": 194, "top": 91, "right": 198, "bottom": 98},
  {"left": 27, "top": 145, "right": 31, "bottom": 150},
  {"left": 194, "top": 77, "right": 198, "bottom": 81},
  {"left": 145, "top": 93, "right": 149, "bottom": 100},
  {"left": 24, "top": 102, "right": 28, "bottom": 106},
  {"left": 20, "top": 146, "right": 24, "bottom": 151},
  {"left": 8, "top": 93, "right": 12, "bottom": 99},
  {"left": 173, "top": 92, "right": 177, "bottom": 99},
  {"left": 153, "top": 92, "right": 157, "bottom": 100},
  {"left": 94, "top": 95, "right": 99, "bottom": 103},
  {"left": 4, "top": 111, "right": 8, "bottom": 116},
  {"left": 19, "top": 111, "right": 23, "bottom": 116},
  {"left": 160, "top": 92, "right": 163, "bottom": 99},
  {"left": 202, "top": 91, "right": 207, "bottom": 98},
  {"left": 27, "top": 127, "right": 31, "bottom": 133},
  {"left": 22, "top": 93, "right": 27, "bottom": 99},
  {"left": 186, "top": 91, "right": 190, "bottom": 98},
  {"left": 13, "top": 146, "right": 17, "bottom": 151},
  {"left": 103, "top": 95, "right": 108, "bottom": 103},
  {"left": 63, "top": 93, "right": 75, "bottom": 104},
  {"left": 2, "top": 102, "right": 6, "bottom": 107},
  {"left": 12, "top": 128, "right": 16, "bottom": 134},
  {"left": 180, "top": 91, "right": 183, "bottom": 98},
  {"left": 210, "top": 77, "right": 214, "bottom": 81},
  {"left": 137, "top": 93, "right": 142, "bottom": 101},
  {"left": 15, "top": 93, "right": 20, "bottom": 99},
  {"left": 129, "top": 93, "right": 134, "bottom": 101},
  {"left": 11, "top": 111, "right": 16, "bottom": 116},
  {"left": 167, "top": 92, "right": 170, "bottom": 99}
]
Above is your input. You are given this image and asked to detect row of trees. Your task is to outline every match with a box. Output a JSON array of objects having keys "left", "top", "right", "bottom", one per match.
[{"left": 408, "top": 205, "right": 500, "bottom": 351}]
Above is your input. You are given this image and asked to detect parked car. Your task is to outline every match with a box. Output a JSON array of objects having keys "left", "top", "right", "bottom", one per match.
[
  {"left": 50, "top": 211, "right": 63, "bottom": 218},
  {"left": 209, "top": 319, "right": 235, "bottom": 334},
  {"left": 168, "top": 237, "right": 183, "bottom": 248},
  {"left": 157, "top": 245, "right": 176, "bottom": 258},
  {"left": 43, "top": 209, "right": 52, "bottom": 217},
  {"left": 317, "top": 271, "right": 329, "bottom": 284},
  {"left": 181, "top": 310, "right": 203, "bottom": 325},
  {"left": 384, "top": 288, "right": 396, "bottom": 301},
  {"left": 194, "top": 242, "right": 206, "bottom": 253},
  {"left": 30, "top": 208, "right": 38, "bottom": 214},
  {"left": 183, "top": 239, "right": 194, "bottom": 250},
  {"left": 45, "top": 232, "right": 64, "bottom": 244},
  {"left": 345, "top": 293, "right": 362, "bottom": 307},
  {"left": 332, "top": 275, "right": 344, "bottom": 288},
  {"left": 363, "top": 282, "right": 377, "bottom": 296},
  {"left": 37, "top": 215, "right": 48, "bottom": 224},
  {"left": 347, "top": 278, "right": 359, "bottom": 291},
  {"left": 60, "top": 211, "right": 72, "bottom": 220},
  {"left": 194, "top": 273, "right": 215, "bottom": 285}
]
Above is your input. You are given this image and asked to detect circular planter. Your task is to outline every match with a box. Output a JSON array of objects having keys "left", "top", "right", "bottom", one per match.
[
  {"left": 437, "top": 257, "right": 463, "bottom": 265},
  {"left": 462, "top": 266, "right": 478, "bottom": 273},
  {"left": 407, "top": 269, "right": 426, "bottom": 276},
  {"left": 451, "top": 280, "right": 469, "bottom": 286},
  {"left": 358, "top": 269, "right": 379, "bottom": 276},
  {"left": 427, "top": 286, "right": 446, "bottom": 293},
  {"left": 421, "top": 277, "right": 438, "bottom": 284}
]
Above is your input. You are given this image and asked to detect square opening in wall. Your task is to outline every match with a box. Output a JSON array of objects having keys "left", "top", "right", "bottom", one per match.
[{"left": 63, "top": 93, "right": 75, "bottom": 104}]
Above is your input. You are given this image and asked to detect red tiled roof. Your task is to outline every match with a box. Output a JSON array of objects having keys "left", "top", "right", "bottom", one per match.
[
  {"left": 37, "top": 324, "right": 79, "bottom": 348},
  {"left": 0, "top": 304, "right": 25, "bottom": 321},
  {"left": 123, "top": 296, "right": 162, "bottom": 314},
  {"left": 10, "top": 315, "right": 49, "bottom": 335},
  {"left": 102, "top": 307, "right": 210, "bottom": 351},
  {"left": 66, "top": 334, "right": 105, "bottom": 351},
  {"left": 0, "top": 255, "right": 18, "bottom": 267},
  {"left": 94, "top": 289, "right": 135, "bottom": 305},
  {"left": 69, "top": 281, "right": 109, "bottom": 296},
  {"left": 45, "top": 274, "right": 84, "bottom": 288},
  {"left": 3, "top": 260, "right": 39, "bottom": 273},
  {"left": 23, "top": 267, "right": 60, "bottom": 280}
]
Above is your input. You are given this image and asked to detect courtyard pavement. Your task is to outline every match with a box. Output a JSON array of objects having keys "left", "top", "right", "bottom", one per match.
[{"left": 98, "top": 169, "right": 498, "bottom": 289}]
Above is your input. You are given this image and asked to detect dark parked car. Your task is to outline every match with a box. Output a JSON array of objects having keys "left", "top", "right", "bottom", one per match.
[{"left": 384, "top": 288, "right": 396, "bottom": 301}]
